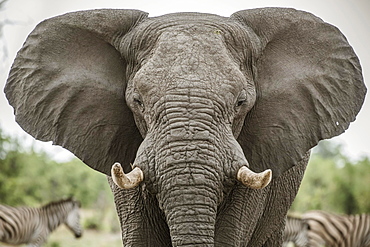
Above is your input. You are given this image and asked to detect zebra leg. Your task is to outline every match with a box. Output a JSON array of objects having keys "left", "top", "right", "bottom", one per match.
[
  {"left": 26, "top": 237, "right": 47, "bottom": 247},
  {"left": 0, "top": 229, "right": 4, "bottom": 242}
]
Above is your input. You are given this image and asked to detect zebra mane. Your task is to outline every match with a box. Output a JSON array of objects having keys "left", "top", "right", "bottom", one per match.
[
  {"left": 41, "top": 197, "right": 77, "bottom": 209},
  {"left": 287, "top": 213, "right": 303, "bottom": 220}
]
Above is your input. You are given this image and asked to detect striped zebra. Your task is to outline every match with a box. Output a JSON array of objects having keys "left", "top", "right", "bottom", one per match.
[
  {"left": 0, "top": 198, "right": 82, "bottom": 247},
  {"left": 302, "top": 210, "right": 370, "bottom": 247},
  {"left": 283, "top": 215, "right": 309, "bottom": 247}
]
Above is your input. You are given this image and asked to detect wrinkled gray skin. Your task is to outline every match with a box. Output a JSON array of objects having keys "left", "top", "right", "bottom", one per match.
[{"left": 4, "top": 8, "right": 366, "bottom": 246}]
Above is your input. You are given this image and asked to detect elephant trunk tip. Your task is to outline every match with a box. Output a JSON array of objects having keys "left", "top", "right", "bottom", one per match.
[
  {"left": 237, "top": 166, "right": 272, "bottom": 189},
  {"left": 111, "top": 162, "right": 144, "bottom": 189}
]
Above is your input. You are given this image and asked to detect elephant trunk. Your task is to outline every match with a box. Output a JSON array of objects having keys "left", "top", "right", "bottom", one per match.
[
  {"left": 157, "top": 164, "right": 220, "bottom": 246},
  {"left": 153, "top": 108, "right": 224, "bottom": 246}
]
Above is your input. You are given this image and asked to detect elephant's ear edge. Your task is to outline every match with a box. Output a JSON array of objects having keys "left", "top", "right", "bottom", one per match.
[
  {"left": 231, "top": 7, "right": 366, "bottom": 177},
  {"left": 4, "top": 9, "right": 149, "bottom": 175}
]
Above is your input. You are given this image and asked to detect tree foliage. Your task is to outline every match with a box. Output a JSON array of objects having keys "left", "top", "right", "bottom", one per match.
[
  {"left": 291, "top": 140, "right": 370, "bottom": 214},
  {"left": 0, "top": 127, "right": 112, "bottom": 207}
]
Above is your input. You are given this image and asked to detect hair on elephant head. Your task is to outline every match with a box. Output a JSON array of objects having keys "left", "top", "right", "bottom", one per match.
[{"left": 5, "top": 7, "right": 366, "bottom": 246}]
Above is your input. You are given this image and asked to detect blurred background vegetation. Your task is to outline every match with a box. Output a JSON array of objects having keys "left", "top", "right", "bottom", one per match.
[
  {"left": 291, "top": 140, "right": 370, "bottom": 215},
  {"left": 0, "top": 127, "right": 112, "bottom": 207}
]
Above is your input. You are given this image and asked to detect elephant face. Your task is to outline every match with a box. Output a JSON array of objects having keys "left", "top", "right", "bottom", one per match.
[
  {"left": 125, "top": 20, "right": 257, "bottom": 139},
  {"left": 123, "top": 15, "right": 261, "bottom": 194},
  {"left": 5, "top": 8, "right": 366, "bottom": 246}
]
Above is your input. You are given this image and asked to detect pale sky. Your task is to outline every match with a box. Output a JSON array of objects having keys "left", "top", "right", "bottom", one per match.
[{"left": 0, "top": 0, "right": 369, "bottom": 161}]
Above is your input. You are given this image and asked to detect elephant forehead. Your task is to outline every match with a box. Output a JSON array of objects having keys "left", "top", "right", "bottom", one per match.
[
  {"left": 157, "top": 26, "right": 225, "bottom": 55},
  {"left": 133, "top": 27, "right": 248, "bottom": 92}
]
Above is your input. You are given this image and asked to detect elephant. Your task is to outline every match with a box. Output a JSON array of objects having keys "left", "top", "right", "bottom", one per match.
[{"left": 4, "top": 7, "right": 366, "bottom": 246}]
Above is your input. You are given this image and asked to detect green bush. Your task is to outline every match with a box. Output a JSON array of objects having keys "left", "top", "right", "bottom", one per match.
[
  {"left": 83, "top": 216, "right": 102, "bottom": 230},
  {"left": 291, "top": 140, "right": 370, "bottom": 214},
  {"left": 47, "top": 241, "right": 61, "bottom": 247},
  {"left": 0, "top": 127, "right": 113, "bottom": 208}
]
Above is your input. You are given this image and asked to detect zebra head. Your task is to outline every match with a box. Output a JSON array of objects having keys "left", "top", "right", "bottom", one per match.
[{"left": 64, "top": 199, "right": 83, "bottom": 238}]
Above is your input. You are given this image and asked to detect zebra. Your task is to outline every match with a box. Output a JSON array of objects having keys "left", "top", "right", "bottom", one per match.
[
  {"left": 302, "top": 210, "right": 370, "bottom": 247},
  {"left": 0, "top": 198, "right": 82, "bottom": 247},
  {"left": 283, "top": 214, "right": 309, "bottom": 247}
]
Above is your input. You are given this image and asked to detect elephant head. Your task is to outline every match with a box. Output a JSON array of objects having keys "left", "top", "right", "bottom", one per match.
[{"left": 5, "top": 8, "right": 366, "bottom": 246}]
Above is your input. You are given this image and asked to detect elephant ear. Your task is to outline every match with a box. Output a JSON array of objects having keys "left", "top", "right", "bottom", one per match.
[
  {"left": 5, "top": 9, "right": 148, "bottom": 175},
  {"left": 232, "top": 8, "right": 366, "bottom": 177}
]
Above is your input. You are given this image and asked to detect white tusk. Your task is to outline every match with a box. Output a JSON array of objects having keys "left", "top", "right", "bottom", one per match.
[
  {"left": 237, "top": 166, "right": 272, "bottom": 189},
  {"left": 111, "top": 162, "right": 144, "bottom": 189}
]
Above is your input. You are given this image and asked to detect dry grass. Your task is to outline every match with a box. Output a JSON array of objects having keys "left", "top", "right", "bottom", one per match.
[{"left": 45, "top": 225, "right": 122, "bottom": 247}]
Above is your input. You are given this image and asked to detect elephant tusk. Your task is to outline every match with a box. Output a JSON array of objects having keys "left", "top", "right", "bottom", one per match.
[
  {"left": 237, "top": 166, "right": 272, "bottom": 189},
  {"left": 111, "top": 162, "right": 144, "bottom": 189}
]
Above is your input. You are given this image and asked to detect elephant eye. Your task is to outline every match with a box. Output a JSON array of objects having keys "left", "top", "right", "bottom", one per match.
[
  {"left": 236, "top": 90, "right": 247, "bottom": 107},
  {"left": 237, "top": 99, "right": 246, "bottom": 107},
  {"left": 133, "top": 93, "right": 145, "bottom": 111},
  {"left": 134, "top": 97, "right": 143, "bottom": 107}
]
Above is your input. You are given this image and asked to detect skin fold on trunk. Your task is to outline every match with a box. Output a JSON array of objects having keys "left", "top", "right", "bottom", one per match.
[
  {"left": 156, "top": 159, "right": 222, "bottom": 246},
  {"left": 148, "top": 91, "right": 227, "bottom": 246}
]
